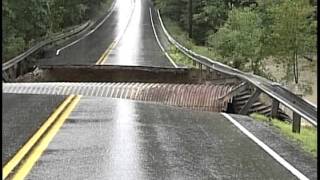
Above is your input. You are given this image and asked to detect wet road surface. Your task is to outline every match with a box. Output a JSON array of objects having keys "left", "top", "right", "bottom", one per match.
[
  {"left": 2, "top": 93, "right": 66, "bottom": 166},
  {"left": 39, "top": 2, "right": 118, "bottom": 65},
  {"left": 103, "top": 0, "right": 174, "bottom": 67},
  {"left": 24, "top": 96, "right": 297, "bottom": 179},
  {"left": 39, "top": 0, "right": 173, "bottom": 67}
]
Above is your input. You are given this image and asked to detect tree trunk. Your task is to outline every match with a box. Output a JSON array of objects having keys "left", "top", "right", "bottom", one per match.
[
  {"left": 293, "top": 52, "right": 299, "bottom": 84},
  {"left": 251, "top": 59, "right": 254, "bottom": 73},
  {"left": 295, "top": 53, "right": 299, "bottom": 83},
  {"left": 188, "top": 0, "right": 193, "bottom": 38}
]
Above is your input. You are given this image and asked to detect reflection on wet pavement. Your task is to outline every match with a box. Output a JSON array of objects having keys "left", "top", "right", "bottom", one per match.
[
  {"left": 26, "top": 97, "right": 296, "bottom": 179},
  {"left": 104, "top": 0, "right": 174, "bottom": 67}
]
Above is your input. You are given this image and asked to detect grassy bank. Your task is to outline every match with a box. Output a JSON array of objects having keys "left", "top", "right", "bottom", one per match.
[
  {"left": 163, "top": 17, "right": 223, "bottom": 66},
  {"left": 250, "top": 113, "right": 317, "bottom": 157},
  {"left": 168, "top": 45, "right": 194, "bottom": 68}
]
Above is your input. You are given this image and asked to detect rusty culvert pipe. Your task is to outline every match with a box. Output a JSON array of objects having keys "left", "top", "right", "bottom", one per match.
[{"left": 3, "top": 82, "right": 237, "bottom": 112}]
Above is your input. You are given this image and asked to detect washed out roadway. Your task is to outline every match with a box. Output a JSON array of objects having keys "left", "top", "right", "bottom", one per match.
[{"left": 20, "top": 96, "right": 297, "bottom": 179}]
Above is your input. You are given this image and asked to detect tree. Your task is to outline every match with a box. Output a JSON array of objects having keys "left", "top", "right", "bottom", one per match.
[
  {"left": 2, "top": 0, "right": 112, "bottom": 62},
  {"left": 207, "top": 7, "right": 264, "bottom": 74},
  {"left": 268, "top": 0, "right": 316, "bottom": 83},
  {"left": 188, "top": 0, "right": 192, "bottom": 38},
  {"left": 192, "top": 0, "right": 228, "bottom": 44}
]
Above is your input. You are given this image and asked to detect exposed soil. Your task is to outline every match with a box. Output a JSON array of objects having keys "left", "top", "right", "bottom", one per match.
[{"left": 263, "top": 57, "right": 317, "bottom": 105}]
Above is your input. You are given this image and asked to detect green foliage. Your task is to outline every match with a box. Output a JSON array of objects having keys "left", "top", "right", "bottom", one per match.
[
  {"left": 192, "top": 0, "right": 228, "bottom": 44},
  {"left": 2, "top": 0, "right": 112, "bottom": 62},
  {"left": 158, "top": 0, "right": 317, "bottom": 82},
  {"left": 163, "top": 17, "right": 221, "bottom": 66},
  {"left": 154, "top": 0, "right": 244, "bottom": 45},
  {"left": 208, "top": 7, "right": 264, "bottom": 74},
  {"left": 169, "top": 45, "right": 195, "bottom": 68},
  {"left": 266, "top": 0, "right": 316, "bottom": 83}
]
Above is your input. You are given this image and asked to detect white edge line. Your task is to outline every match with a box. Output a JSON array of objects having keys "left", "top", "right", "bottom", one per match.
[
  {"left": 56, "top": 1, "right": 117, "bottom": 55},
  {"left": 149, "top": 8, "right": 178, "bottom": 68},
  {"left": 221, "top": 113, "right": 309, "bottom": 180}
]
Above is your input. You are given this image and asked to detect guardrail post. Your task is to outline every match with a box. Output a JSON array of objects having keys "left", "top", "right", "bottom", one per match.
[
  {"left": 199, "top": 63, "right": 203, "bottom": 81},
  {"left": 292, "top": 112, "right": 301, "bottom": 133},
  {"left": 2, "top": 71, "right": 9, "bottom": 81},
  {"left": 18, "top": 61, "right": 24, "bottom": 77},
  {"left": 271, "top": 99, "right": 279, "bottom": 118},
  {"left": 8, "top": 67, "right": 14, "bottom": 80},
  {"left": 209, "top": 69, "right": 214, "bottom": 80},
  {"left": 14, "top": 64, "right": 18, "bottom": 78}
]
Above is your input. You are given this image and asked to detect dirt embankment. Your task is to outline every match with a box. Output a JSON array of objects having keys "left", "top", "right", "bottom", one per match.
[{"left": 264, "top": 57, "right": 317, "bottom": 105}]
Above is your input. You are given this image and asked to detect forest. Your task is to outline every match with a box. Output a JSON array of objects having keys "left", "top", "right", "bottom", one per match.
[
  {"left": 154, "top": 0, "right": 317, "bottom": 84},
  {"left": 2, "top": 0, "right": 111, "bottom": 62}
]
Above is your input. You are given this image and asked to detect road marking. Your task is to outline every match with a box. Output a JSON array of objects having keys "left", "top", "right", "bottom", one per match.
[
  {"left": 95, "top": 0, "right": 136, "bottom": 65},
  {"left": 12, "top": 95, "right": 81, "bottom": 180},
  {"left": 221, "top": 113, "right": 309, "bottom": 180},
  {"left": 2, "top": 95, "right": 74, "bottom": 179},
  {"left": 95, "top": 40, "right": 118, "bottom": 65},
  {"left": 56, "top": 1, "right": 117, "bottom": 55},
  {"left": 149, "top": 8, "right": 178, "bottom": 68},
  {"left": 2, "top": 95, "right": 81, "bottom": 180}
]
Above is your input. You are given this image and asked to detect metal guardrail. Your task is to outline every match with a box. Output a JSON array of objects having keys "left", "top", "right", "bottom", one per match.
[
  {"left": 2, "top": 21, "right": 91, "bottom": 71},
  {"left": 2, "top": 0, "right": 117, "bottom": 72},
  {"left": 56, "top": 0, "right": 117, "bottom": 55},
  {"left": 156, "top": 9, "right": 317, "bottom": 127}
]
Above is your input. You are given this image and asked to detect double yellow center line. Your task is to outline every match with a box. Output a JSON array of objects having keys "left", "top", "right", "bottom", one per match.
[
  {"left": 95, "top": 40, "right": 119, "bottom": 65},
  {"left": 2, "top": 95, "right": 81, "bottom": 180}
]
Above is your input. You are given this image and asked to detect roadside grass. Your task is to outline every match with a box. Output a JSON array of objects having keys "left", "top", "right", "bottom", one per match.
[
  {"left": 162, "top": 17, "right": 224, "bottom": 65},
  {"left": 168, "top": 45, "right": 195, "bottom": 68},
  {"left": 250, "top": 113, "right": 317, "bottom": 157}
]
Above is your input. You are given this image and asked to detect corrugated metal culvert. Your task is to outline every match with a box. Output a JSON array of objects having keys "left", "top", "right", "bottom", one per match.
[{"left": 3, "top": 82, "right": 237, "bottom": 112}]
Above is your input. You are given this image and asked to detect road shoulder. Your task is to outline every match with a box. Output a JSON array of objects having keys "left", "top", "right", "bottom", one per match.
[{"left": 229, "top": 114, "right": 317, "bottom": 180}]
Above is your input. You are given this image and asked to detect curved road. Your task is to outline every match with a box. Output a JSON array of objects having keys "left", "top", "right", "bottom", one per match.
[{"left": 39, "top": 0, "right": 174, "bottom": 68}]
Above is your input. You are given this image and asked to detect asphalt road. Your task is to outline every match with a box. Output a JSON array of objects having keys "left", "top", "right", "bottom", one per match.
[
  {"left": 230, "top": 114, "right": 317, "bottom": 180},
  {"left": 39, "top": 0, "right": 173, "bottom": 67},
  {"left": 2, "top": 1, "right": 315, "bottom": 177},
  {"left": 39, "top": 3, "right": 118, "bottom": 65},
  {"left": 2, "top": 93, "right": 66, "bottom": 166},
  {"left": 103, "top": 0, "right": 173, "bottom": 67},
  {"left": 22, "top": 96, "right": 297, "bottom": 179}
]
